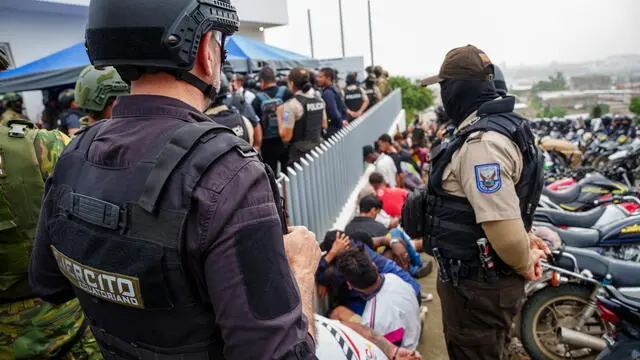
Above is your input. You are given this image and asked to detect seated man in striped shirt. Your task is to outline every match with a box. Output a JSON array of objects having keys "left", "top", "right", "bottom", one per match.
[{"left": 330, "top": 247, "right": 421, "bottom": 351}]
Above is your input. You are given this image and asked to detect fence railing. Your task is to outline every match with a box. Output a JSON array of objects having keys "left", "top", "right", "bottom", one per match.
[{"left": 278, "top": 89, "right": 402, "bottom": 237}]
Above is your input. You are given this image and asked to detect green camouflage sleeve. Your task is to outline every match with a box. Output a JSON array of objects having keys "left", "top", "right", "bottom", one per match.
[{"left": 33, "top": 130, "right": 70, "bottom": 180}]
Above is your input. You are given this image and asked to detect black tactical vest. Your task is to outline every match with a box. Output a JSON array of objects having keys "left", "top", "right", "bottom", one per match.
[
  {"left": 208, "top": 108, "right": 250, "bottom": 143},
  {"left": 45, "top": 120, "right": 286, "bottom": 359},
  {"left": 344, "top": 87, "right": 364, "bottom": 113},
  {"left": 363, "top": 87, "right": 377, "bottom": 110},
  {"left": 425, "top": 97, "right": 543, "bottom": 262},
  {"left": 292, "top": 95, "right": 325, "bottom": 143}
]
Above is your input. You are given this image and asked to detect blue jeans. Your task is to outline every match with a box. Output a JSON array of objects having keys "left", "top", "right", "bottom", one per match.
[{"left": 389, "top": 228, "right": 423, "bottom": 276}]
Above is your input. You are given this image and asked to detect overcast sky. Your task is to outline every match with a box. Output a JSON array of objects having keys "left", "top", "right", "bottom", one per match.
[{"left": 265, "top": 0, "right": 640, "bottom": 77}]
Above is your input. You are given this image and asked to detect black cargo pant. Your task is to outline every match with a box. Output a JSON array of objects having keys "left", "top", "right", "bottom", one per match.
[
  {"left": 437, "top": 273, "right": 525, "bottom": 360},
  {"left": 261, "top": 137, "right": 289, "bottom": 175}
]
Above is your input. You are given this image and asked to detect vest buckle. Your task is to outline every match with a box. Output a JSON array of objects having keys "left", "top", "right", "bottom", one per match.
[{"left": 8, "top": 124, "right": 27, "bottom": 138}]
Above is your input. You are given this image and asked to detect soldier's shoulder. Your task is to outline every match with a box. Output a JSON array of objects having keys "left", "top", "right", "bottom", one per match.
[{"left": 34, "top": 129, "right": 70, "bottom": 148}]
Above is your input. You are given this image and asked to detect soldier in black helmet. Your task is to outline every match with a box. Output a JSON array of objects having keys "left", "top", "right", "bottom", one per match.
[{"left": 29, "top": 1, "right": 320, "bottom": 359}]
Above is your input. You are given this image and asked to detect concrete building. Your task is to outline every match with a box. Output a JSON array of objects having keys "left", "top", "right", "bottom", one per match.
[{"left": 0, "top": 0, "right": 288, "bottom": 117}]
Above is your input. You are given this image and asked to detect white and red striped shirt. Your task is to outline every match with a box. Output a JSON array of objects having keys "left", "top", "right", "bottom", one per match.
[{"left": 360, "top": 274, "right": 421, "bottom": 350}]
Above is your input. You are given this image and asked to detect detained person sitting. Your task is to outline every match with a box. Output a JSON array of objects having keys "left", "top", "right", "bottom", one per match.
[
  {"left": 316, "top": 231, "right": 420, "bottom": 316},
  {"left": 330, "top": 248, "right": 421, "bottom": 351}
]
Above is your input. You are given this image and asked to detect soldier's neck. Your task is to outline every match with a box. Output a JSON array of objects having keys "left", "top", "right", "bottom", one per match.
[{"left": 131, "top": 72, "right": 208, "bottom": 112}]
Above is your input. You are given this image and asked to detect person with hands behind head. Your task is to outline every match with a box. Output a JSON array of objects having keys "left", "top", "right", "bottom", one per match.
[
  {"left": 415, "top": 45, "right": 546, "bottom": 359},
  {"left": 316, "top": 231, "right": 421, "bottom": 316}
]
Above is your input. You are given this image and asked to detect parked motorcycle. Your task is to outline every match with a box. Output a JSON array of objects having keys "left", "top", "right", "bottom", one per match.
[
  {"left": 595, "top": 286, "right": 640, "bottom": 359},
  {"left": 539, "top": 172, "right": 636, "bottom": 212},
  {"left": 534, "top": 201, "right": 640, "bottom": 262},
  {"left": 539, "top": 136, "right": 582, "bottom": 169},
  {"left": 520, "top": 247, "right": 640, "bottom": 360}
]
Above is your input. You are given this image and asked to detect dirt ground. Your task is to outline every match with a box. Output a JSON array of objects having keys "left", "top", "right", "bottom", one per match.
[
  {"left": 416, "top": 255, "right": 448, "bottom": 360},
  {"left": 416, "top": 255, "right": 531, "bottom": 360}
]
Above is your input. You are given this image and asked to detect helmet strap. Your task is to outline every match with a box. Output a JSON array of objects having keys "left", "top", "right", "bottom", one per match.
[{"left": 173, "top": 35, "right": 228, "bottom": 102}]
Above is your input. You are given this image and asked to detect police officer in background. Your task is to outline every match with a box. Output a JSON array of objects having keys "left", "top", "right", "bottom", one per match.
[
  {"left": 362, "top": 75, "right": 382, "bottom": 111},
  {"left": 206, "top": 74, "right": 256, "bottom": 146},
  {"left": 343, "top": 72, "right": 369, "bottom": 123},
  {"left": 29, "top": 1, "right": 320, "bottom": 359},
  {"left": 277, "top": 67, "right": 327, "bottom": 165},
  {"left": 57, "top": 89, "right": 85, "bottom": 136},
  {"left": 408, "top": 45, "right": 549, "bottom": 359}
]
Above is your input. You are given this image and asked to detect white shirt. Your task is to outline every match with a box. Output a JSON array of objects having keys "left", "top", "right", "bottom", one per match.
[
  {"left": 237, "top": 88, "right": 256, "bottom": 106},
  {"left": 315, "top": 315, "right": 389, "bottom": 360},
  {"left": 361, "top": 274, "right": 421, "bottom": 350},
  {"left": 375, "top": 153, "right": 398, "bottom": 188}
]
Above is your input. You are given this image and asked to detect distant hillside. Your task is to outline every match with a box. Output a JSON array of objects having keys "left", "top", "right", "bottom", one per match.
[{"left": 508, "top": 54, "right": 640, "bottom": 83}]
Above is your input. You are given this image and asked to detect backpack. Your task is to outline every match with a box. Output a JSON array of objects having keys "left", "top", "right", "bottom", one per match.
[{"left": 257, "top": 86, "right": 287, "bottom": 139}]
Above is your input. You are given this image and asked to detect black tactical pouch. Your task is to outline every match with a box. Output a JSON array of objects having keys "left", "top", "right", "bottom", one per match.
[{"left": 401, "top": 189, "right": 428, "bottom": 240}]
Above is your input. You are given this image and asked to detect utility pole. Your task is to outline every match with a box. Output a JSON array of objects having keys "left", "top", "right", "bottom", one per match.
[
  {"left": 367, "top": 0, "right": 374, "bottom": 66},
  {"left": 307, "top": 9, "right": 315, "bottom": 58},
  {"left": 338, "top": 0, "right": 346, "bottom": 57}
]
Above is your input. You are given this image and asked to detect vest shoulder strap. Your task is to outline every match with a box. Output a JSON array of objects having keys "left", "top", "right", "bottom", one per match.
[
  {"left": 137, "top": 122, "right": 248, "bottom": 214},
  {"left": 457, "top": 113, "right": 524, "bottom": 145},
  {"left": 275, "top": 86, "right": 287, "bottom": 99}
]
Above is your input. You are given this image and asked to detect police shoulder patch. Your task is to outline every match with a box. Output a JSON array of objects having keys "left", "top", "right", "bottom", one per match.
[{"left": 474, "top": 163, "right": 502, "bottom": 194}]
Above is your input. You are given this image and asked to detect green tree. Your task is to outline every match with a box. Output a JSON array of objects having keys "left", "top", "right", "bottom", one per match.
[
  {"left": 630, "top": 97, "right": 640, "bottom": 116},
  {"left": 531, "top": 72, "right": 568, "bottom": 93},
  {"left": 389, "top": 76, "right": 434, "bottom": 123},
  {"left": 536, "top": 106, "right": 567, "bottom": 118},
  {"left": 591, "top": 103, "right": 610, "bottom": 118}
]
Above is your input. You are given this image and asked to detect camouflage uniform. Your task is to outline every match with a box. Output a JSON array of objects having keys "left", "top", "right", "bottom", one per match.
[{"left": 0, "top": 125, "right": 102, "bottom": 360}]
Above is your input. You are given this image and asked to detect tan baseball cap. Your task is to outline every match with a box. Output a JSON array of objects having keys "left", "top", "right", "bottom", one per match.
[{"left": 421, "top": 45, "right": 494, "bottom": 87}]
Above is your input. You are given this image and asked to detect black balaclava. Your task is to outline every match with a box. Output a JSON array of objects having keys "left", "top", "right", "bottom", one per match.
[{"left": 440, "top": 80, "right": 499, "bottom": 126}]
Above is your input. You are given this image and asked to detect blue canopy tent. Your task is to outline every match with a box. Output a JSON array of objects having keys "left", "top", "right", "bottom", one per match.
[{"left": 0, "top": 35, "right": 318, "bottom": 93}]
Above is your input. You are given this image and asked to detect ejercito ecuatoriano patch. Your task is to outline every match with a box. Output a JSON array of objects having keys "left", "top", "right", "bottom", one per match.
[{"left": 51, "top": 246, "right": 144, "bottom": 308}]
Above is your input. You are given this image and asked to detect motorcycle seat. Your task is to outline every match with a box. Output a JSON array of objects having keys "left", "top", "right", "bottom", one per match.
[
  {"left": 558, "top": 247, "right": 640, "bottom": 288},
  {"left": 542, "top": 185, "right": 582, "bottom": 205},
  {"left": 535, "top": 223, "right": 600, "bottom": 247},
  {"left": 534, "top": 207, "right": 606, "bottom": 228}
]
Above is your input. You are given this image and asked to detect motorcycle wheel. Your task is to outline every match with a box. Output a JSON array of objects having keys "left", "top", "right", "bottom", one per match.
[
  {"left": 520, "top": 284, "right": 607, "bottom": 360},
  {"left": 549, "top": 151, "right": 569, "bottom": 170},
  {"left": 592, "top": 155, "right": 609, "bottom": 170}
]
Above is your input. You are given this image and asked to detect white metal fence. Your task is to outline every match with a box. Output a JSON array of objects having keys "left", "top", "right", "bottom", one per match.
[{"left": 278, "top": 89, "right": 403, "bottom": 237}]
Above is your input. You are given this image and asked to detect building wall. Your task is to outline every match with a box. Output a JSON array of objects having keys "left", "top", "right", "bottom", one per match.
[
  {"left": 0, "top": 8, "right": 87, "bottom": 118},
  {"left": 1, "top": 0, "right": 286, "bottom": 118}
]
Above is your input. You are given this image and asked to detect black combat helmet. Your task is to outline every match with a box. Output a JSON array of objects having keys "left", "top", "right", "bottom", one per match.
[
  {"left": 85, "top": 0, "right": 239, "bottom": 99},
  {"left": 493, "top": 65, "right": 507, "bottom": 97},
  {"left": 58, "top": 89, "right": 75, "bottom": 109}
]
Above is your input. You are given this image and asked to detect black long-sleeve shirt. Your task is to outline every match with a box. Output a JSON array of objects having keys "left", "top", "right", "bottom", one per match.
[{"left": 29, "top": 95, "right": 315, "bottom": 360}]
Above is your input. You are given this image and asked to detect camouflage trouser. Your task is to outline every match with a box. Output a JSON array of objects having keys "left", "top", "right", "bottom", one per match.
[{"left": 0, "top": 297, "right": 103, "bottom": 360}]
